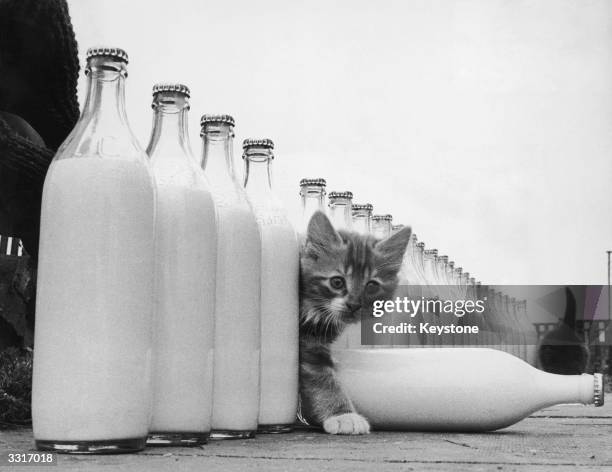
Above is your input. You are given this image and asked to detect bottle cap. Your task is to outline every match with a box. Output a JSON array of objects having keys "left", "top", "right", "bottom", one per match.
[
  {"left": 470, "top": 277, "right": 476, "bottom": 284},
  {"left": 243, "top": 138, "right": 274, "bottom": 150},
  {"left": 328, "top": 191, "right": 353, "bottom": 200},
  {"left": 86, "top": 47, "right": 128, "bottom": 64},
  {"left": 300, "top": 178, "right": 326, "bottom": 187},
  {"left": 424, "top": 249, "right": 438, "bottom": 256},
  {"left": 593, "top": 373, "right": 604, "bottom": 406},
  {"left": 448, "top": 261, "right": 455, "bottom": 268},
  {"left": 416, "top": 242, "right": 425, "bottom": 249},
  {"left": 352, "top": 203, "right": 373, "bottom": 212},
  {"left": 455, "top": 267, "right": 463, "bottom": 273},
  {"left": 372, "top": 214, "right": 393, "bottom": 221},
  {"left": 152, "top": 83, "right": 190, "bottom": 98},
  {"left": 200, "top": 114, "right": 235, "bottom": 127}
]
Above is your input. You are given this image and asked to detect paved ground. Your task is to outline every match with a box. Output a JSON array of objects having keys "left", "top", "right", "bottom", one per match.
[{"left": 1, "top": 396, "right": 611, "bottom": 471}]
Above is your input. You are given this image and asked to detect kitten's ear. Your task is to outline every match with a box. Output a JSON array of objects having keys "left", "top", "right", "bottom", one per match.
[
  {"left": 376, "top": 226, "right": 412, "bottom": 268},
  {"left": 305, "top": 211, "right": 342, "bottom": 253}
]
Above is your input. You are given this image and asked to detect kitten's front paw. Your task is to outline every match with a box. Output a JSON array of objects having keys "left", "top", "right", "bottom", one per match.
[{"left": 323, "top": 413, "right": 370, "bottom": 435}]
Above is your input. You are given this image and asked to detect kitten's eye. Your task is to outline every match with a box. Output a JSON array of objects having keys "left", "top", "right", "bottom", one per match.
[
  {"left": 366, "top": 280, "right": 380, "bottom": 293},
  {"left": 329, "top": 276, "right": 346, "bottom": 290}
]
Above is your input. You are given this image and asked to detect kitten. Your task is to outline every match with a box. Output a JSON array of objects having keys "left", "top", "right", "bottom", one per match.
[
  {"left": 299, "top": 211, "right": 411, "bottom": 434},
  {"left": 538, "top": 287, "right": 589, "bottom": 375}
]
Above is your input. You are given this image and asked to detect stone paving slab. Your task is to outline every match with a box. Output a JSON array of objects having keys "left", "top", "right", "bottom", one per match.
[{"left": 1, "top": 397, "right": 610, "bottom": 471}]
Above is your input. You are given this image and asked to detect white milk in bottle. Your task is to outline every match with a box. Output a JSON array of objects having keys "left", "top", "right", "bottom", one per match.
[
  {"left": 243, "top": 139, "right": 299, "bottom": 432},
  {"left": 32, "top": 47, "right": 155, "bottom": 453},
  {"left": 335, "top": 348, "right": 604, "bottom": 431},
  {"left": 146, "top": 84, "right": 216, "bottom": 446},
  {"left": 200, "top": 115, "right": 261, "bottom": 439}
]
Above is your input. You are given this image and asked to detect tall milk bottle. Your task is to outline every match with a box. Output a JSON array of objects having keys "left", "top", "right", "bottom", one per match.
[
  {"left": 32, "top": 47, "right": 156, "bottom": 454},
  {"left": 328, "top": 191, "right": 354, "bottom": 350},
  {"left": 346, "top": 203, "right": 374, "bottom": 349},
  {"left": 335, "top": 348, "right": 604, "bottom": 431},
  {"left": 243, "top": 139, "right": 299, "bottom": 433},
  {"left": 200, "top": 115, "right": 261, "bottom": 439},
  {"left": 145, "top": 84, "right": 217, "bottom": 446}
]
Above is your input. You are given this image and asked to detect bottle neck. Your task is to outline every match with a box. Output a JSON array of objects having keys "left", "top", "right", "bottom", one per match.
[
  {"left": 300, "top": 186, "right": 326, "bottom": 232},
  {"left": 243, "top": 148, "right": 273, "bottom": 194},
  {"left": 328, "top": 199, "right": 352, "bottom": 231},
  {"left": 372, "top": 220, "right": 392, "bottom": 239},
  {"left": 412, "top": 244, "right": 426, "bottom": 281},
  {"left": 201, "top": 123, "right": 235, "bottom": 184},
  {"left": 352, "top": 211, "right": 371, "bottom": 235},
  {"left": 533, "top": 372, "right": 597, "bottom": 407},
  {"left": 81, "top": 58, "right": 128, "bottom": 129},
  {"left": 146, "top": 93, "right": 192, "bottom": 162},
  {"left": 57, "top": 56, "right": 147, "bottom": 162}
]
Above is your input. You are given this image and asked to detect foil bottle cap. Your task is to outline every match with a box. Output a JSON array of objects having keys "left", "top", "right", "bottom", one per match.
[
  {"left": 152, "top": 83, "right": 190, "bottom": 97},
  {"left": 86, "top": 46, "right": 129, "bottom": 63},
  {"left": 352, "top": 203, "right": 373, "bottom": 212},
  {"left": 243, "top": 138, "right": 274, "bottom": 149},
  {"left": 328, "top": 191, "right": 353, "bottom": 200},
  {"left": 593, "top": 373, "right": 604, "bottom": 407},
  {"left": 200, "top": 114, "right": 235, "bottom": 127},
  {"left": 300, "top": 178, "right": 326, "bottom": 187}
]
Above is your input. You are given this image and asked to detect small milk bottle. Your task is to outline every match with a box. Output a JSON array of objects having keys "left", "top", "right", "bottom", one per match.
[
  {"left": 242, "top": 139, "right": 299, "bottom": 433},
  {"left": 145, "top": 84, "right": 217, "bottom": 446},
  {"left": 200, "top": 115, "right": 261, "bottom": 439},
  {"left": 298, "top": 178, "right": 327, "bottom": 236},
  {"left": 33, "top": 47, "right": 156, "bottom": 454},
  {"left": 327, "top": 191, "right": 353, "bottom": 231}
]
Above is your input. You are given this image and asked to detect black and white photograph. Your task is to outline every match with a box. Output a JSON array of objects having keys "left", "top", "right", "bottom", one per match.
[{"left": 0, "top": 0, "right": 611, "bottom": 470}]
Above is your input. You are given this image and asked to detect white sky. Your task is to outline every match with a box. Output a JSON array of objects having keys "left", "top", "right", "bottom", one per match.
[{"left": 68, "top": 0, "right": 612, "bottom": 285}]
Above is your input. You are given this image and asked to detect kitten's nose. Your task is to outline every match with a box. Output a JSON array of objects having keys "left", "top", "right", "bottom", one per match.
[{"left": 346, "top": 302, "right": 362, "bottom": 313}]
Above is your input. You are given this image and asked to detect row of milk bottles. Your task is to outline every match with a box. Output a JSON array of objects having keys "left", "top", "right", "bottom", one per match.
[
  {"left": 299, "top": 178, "right": 604, "bottom": 430},
  {"left": 32, "top": 48, "right": 298, "bottom": 452},
  {"left": 298, "top": 178, "right": 537, "bottom": 365}
]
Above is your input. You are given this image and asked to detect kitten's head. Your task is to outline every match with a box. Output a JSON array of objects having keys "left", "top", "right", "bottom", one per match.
[{"left": 300, "top": 211, "right": 412, "bottom": 340}]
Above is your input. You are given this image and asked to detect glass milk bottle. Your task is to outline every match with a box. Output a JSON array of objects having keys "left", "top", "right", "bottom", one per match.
[
  {"left": 371, "top": 214, "right": 393, "bottom": 239},
  {"left": 328, "top": 192, "right": 353, "bottom": 351},
  {"left": 299, "top": 178, "right": 327, "bottom": 235},
  {"left": 33, "top": 47, "right": 155, "bottom": 453},
  {"left": 145, "top": 84, "right": 216, "bottom": 446},
  {"left": 335, "top": 349, "right": 604, "bottom": 431},
  {"left": 346, "top": 203, "right": 373, "bottom": 348},
  {"left": 243, "top": 139, "right": 299, "bottom": 433},
  {"left": 200, "top": 115, "right": 261, "bottom": 439},
  {"left": 351, "top": 203, "right": 373, "bottom": 235},
  {"left": 328, "top": 191, "right": 353, "bottom": 231}
]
